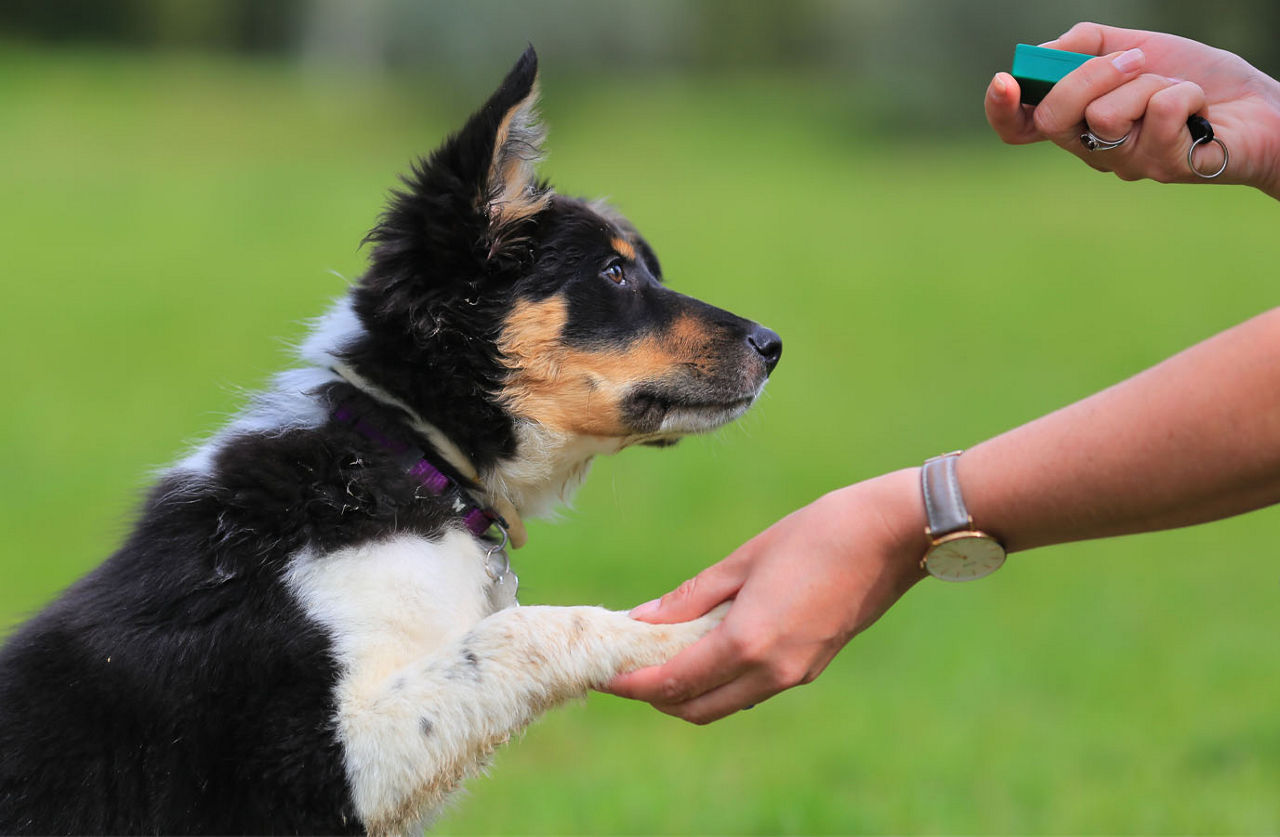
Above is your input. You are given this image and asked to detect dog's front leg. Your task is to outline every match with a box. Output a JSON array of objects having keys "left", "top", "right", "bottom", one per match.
[{"left": 340, "top": 603, "right": 725, "bottom": 836}]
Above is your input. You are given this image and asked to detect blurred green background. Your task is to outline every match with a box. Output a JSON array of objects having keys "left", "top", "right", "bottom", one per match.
[{"left": 2, "top": 2, "right": 1278, "bottom": 834}]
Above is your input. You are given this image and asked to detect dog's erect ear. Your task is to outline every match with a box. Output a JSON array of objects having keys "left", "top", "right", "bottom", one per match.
[
  {"left": 433, "top": 46, "right": 550, "bottom": 261},
  {"left": 364, "top": 48, "right": 550, "bottom": 294},
  {"left": 479, "top": 47, "right": 549, "bottom": 242}
]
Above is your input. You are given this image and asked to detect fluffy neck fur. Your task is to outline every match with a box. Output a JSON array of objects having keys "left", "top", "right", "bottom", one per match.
[{"left": 299, "top": 295, "right": 614, "bottom": 545}]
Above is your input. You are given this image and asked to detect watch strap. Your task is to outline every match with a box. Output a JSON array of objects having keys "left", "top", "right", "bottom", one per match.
[{"left": 922, "top": 451, "right": 971, "bottom": 538}]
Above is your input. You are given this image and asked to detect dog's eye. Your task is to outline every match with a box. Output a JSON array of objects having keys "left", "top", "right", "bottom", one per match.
[{"left": 600, "top": 262, "right": 626, "bottom": 285}]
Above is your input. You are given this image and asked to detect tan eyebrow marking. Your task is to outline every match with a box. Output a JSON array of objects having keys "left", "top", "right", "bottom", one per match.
[{"left": 610, "top": 237, "right": 636, "bottom": 262}]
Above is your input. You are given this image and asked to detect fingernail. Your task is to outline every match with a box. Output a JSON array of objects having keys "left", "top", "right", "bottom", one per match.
[
  {"left": 990, "top": 74, "right": 1007, "bottom": 99},
  {"left": 1112, "top": 48, "right": 1144, "bottom": 74},
  {"left": 629, "top": 599, "right": 661, "bottom": 619}
]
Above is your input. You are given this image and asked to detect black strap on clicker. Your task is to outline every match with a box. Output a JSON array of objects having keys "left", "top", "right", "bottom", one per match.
[{"left": 1187, "top": 115, "right": 1213, "bottom": 144}]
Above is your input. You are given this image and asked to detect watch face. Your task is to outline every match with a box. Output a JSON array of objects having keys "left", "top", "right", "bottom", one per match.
[{"left": 924, "top": 532, "right": 1006, "bottom": 582}]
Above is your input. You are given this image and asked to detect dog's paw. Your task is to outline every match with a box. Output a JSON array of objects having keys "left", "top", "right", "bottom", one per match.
[{"left": 610, "top": 601, "right": 731, "bottom": 674}]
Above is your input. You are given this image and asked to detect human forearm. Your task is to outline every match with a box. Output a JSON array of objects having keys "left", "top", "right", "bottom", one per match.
[
  {"left": 603, "top": 311, "right": 1280, "bottom": 722},
  {"left": 958, "top": 307, "right": 1280, "bottom": 552}
]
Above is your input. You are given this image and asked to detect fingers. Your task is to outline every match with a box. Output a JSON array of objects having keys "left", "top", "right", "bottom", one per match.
[
  {"left": 647, "top": 640, "right": 826, "bottom": 724},
  {"left": 606, "top": 555, "right": 753, "bottom": 704},
  {"left": 1134, "top": 81, "right": 1214, "bottom": 181},
  {"left": 1034, "top": 49, "right": 1148, "bottom": 146},
  {"left": 992, "top": 34, "right": 1213, "bottom": 183},
  {"left": 600, "top": 620, "right": 742, "bottom": 705},
  {"left": 988, "top": 47, "right": 1153, "bottom": 149},
  {"left": 648, "top": 666, "right": 778, "bottom": 726},
  {"left": 1142, "top": 82, "right": 1206, "bottom": 148},
  {"left": 603, "top": 611, "right": 819, "bottom": 725},
  {"left": 1053, "top": 21, "right": 1149, "bottom": 58},
  {"left": 992, "top": 22, "right": 1247, "bottom": 186},
  {"left": 1083, "top": 73, "right": 1178, "bottom": 142},
  {"left": 628, "top": 553, "right": 748, "bottom": 625},
  {"left": 985, "top": 72, "right": 1039, "bottom": 145},
  {"left": 1077, "top": 77, "right": 1209, "bottom": 183}
]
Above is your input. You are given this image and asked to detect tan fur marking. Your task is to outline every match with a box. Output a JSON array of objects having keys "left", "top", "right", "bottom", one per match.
[
  {"left": 486, "top": 82, "right": 552, "bottom": 232},
  {"left": 611, "top": 236, "right": 636, "bottom": 262},
  {"left": 497, "top": 297, "right": 716, "bottom": 436}
]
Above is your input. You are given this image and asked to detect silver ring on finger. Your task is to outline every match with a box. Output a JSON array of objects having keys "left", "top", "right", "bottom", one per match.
[{"left": 1080, "top": 129, "right": 1130, "bottom": 152}]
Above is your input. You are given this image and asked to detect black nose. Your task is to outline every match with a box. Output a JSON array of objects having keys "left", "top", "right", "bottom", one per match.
[{"left": 747, "top": 325, "right": 782, "bottom": 372}]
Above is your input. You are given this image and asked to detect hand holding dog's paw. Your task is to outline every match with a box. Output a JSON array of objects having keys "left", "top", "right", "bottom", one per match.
[
  {"left": 604, "top": 601, "right": 730, "bottom": 676},
  {"left": 602, "top": 470, "right": 929, "bottom": 723}
]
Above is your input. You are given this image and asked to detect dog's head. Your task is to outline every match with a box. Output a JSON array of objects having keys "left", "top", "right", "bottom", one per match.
[{"left": 340, "top": 48, "right": 780, "bottom": 477}]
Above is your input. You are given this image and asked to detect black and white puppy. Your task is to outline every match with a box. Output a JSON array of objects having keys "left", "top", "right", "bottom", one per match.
[{"left": 0, "top": 48, "right": 780, "bottom": 835}]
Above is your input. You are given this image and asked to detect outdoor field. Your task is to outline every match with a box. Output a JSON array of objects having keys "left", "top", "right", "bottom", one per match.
[{"left": 2, "top": 45, "right": 1277, "bottom": 834}]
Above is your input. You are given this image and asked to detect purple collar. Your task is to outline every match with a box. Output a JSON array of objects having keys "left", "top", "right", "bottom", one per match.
[{"left": 331, "top": 398, "right": 505, "bottom": 540}]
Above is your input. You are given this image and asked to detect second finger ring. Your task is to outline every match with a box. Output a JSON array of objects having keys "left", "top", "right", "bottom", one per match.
[{"left": 1080, "top": 129, "right": 1130, "bottom": 152}]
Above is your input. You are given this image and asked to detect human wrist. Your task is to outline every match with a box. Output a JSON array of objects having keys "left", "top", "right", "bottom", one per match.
[
  {"left": 840, "top": 467, "right": 932, "bottom": 581},
  {"left": 1248, "top": 74, "right": 1280, "bottom": 199},
  {"left": 1261, "top": 135, "right": 1280, "bottom": 202}
]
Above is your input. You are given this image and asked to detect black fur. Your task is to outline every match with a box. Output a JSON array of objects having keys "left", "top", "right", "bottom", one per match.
[
  {"left": 345, "top": 47, "right": 546, "bottom": 471},
  {"left": 0, "top": 47, "right": 780, "bottom": 834},
  {"left": 0, "top": 381, "right": 471, "bottom": 833}
]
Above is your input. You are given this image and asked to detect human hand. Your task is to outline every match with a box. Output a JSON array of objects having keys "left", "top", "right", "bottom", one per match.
[
  {"left": 985, "top": 22, "right": 1280, "bottom": 197},
  {"left": 601, "top": 469, "right": 928, "bottom": 724}
]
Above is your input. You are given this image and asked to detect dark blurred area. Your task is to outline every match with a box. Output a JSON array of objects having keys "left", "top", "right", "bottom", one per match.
[{"left": 2, "top": 0, "right": 1278, "bottom": 131}]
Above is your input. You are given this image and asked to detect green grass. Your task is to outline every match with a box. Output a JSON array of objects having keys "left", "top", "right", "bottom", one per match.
[{"left": 2, "top": 44, "right": 1278, "bottom": 834}]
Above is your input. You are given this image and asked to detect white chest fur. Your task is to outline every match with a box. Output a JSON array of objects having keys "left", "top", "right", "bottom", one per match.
[
  {"left": 286, "top": 530, "right": 497, "bottom": 690},
  {"left": 285, "top": 528, "right": 725, "bottom": 835}
]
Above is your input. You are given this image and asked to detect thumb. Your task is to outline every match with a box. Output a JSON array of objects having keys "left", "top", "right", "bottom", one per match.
[{"left": 629, "top": 556, "right": 747, "bottom": 624}]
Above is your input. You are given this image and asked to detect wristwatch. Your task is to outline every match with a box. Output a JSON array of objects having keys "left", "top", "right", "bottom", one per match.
[{"left": 920, "top": 451, "right": 1006, "bottom": 582}]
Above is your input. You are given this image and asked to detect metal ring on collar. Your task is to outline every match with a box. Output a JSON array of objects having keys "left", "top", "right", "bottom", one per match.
[
  {"left": 482, "top": 523, "right": 510, "bottom": 580},
  {"left": 1080, "top": 130, "right": 1130, "bottom": 152},
  {"left": 1188, "top": 134, "right": 1229, "bottom": 179},
  {"left": 486, "top": 522, "right": 509, "bottom": 555}
]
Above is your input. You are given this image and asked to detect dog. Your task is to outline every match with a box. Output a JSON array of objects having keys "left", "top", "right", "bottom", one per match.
[{"left": 0, "top": 48, "right": 780, "bottom": 835}]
